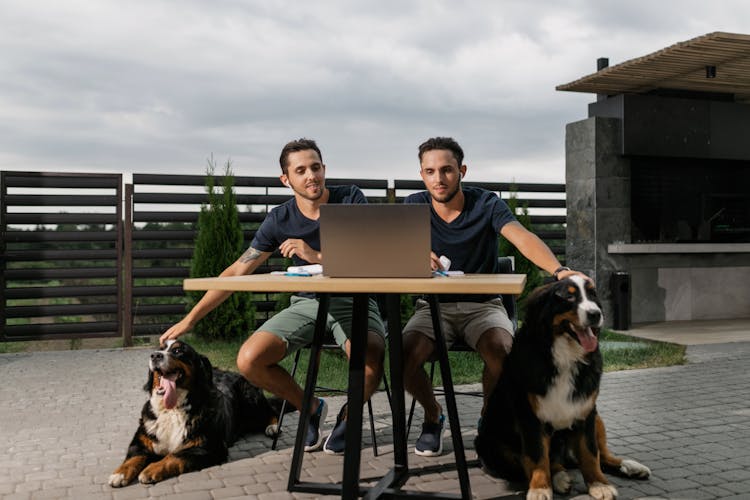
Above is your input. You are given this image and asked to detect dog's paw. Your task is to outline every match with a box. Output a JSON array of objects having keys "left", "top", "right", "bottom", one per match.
[
  {"left": 526, "top": 488, "right": 553, "bottom": 500},
  {"left": 108, "top": 473, "right": 129, "bottom": 488},
  {"left": 588, "top": 482, "right": 618, "bottom": 500},
  {"left": 265, "top": 423, "right": 279, "bottom": 437},
  {"left": 138, "top": 464, "right": 167, "bottom": 485},
  {"left": 619, "top": 458, "right": 651, "bottom": 478},
  {"left": 552, "top": 470, "right": 572, "bottom": 493}
]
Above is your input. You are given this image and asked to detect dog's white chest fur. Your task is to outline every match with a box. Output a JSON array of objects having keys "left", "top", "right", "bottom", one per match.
[
  {"left": 146, "top": 390, "right": 190, "bottom": 455},
  {"left": 534, "top": 336, "right": 595, "bottom": 430}
]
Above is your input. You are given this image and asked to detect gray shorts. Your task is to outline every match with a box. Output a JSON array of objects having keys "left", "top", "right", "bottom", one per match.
[
  {"left": 402, "top": 297, "right": 514, "bottom": 350},
  {"left": 257, "top": 295, "right": 386, "bottom": 354}
]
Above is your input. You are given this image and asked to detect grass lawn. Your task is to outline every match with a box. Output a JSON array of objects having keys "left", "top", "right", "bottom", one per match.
[
  {"left": 182, "top": 328, "right": 686, "bottom": 390},
  {"left": 0, "top": 329, "right": 686, "bottom": 392}
]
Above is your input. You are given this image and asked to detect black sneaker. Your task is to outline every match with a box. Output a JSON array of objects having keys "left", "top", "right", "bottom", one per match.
[
  {"left": 304, "top": 398, "right": 328, "bottom": 452},
  {"left": 323, "top": 404, "right": 347, "bottom": 455},
  {"left": 415, "top": 414, "right": 445, "bottom": 457}
]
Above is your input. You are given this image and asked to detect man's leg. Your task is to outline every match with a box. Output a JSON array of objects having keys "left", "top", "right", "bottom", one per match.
[
  {"left": 343, "top": 331, "right": 386, "bottom": 401},
  {"left": 238, "top": 330, "right": 328, "bottom": 451},
  {"left": 403, "top": 330, "right": 448, "bottom": 456},
  {"left": 237, "top": 331, "right": 320, "bottom": 414},
  {"left": 474, "top": 327, "right": 513, "bottom": 416},
  {"left": 323, "top": 330, "right": 386, "bottom": 455},
  {"left": 403, "top": 331, "right": 442, "bottom": 423}
]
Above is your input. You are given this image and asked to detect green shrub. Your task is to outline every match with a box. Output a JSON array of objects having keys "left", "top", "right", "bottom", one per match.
[{"left": 188, "top": 157, "right": 255, "bottom": 341}]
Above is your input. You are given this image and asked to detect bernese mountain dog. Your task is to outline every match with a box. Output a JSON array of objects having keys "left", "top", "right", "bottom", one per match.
[
  {"left": 476, "top": 276, "right": 650, "bottom": 500},
  {"left": 109, "top": 340, "right": 280, "bottom": 487}
]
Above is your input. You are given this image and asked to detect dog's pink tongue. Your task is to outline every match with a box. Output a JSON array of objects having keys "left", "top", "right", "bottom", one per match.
[
  {"left": 575, "top": 326, "right": 599, "bottom": 353},
  {"left": 160, "top": 376, "right": 177, "bottom": 409}
]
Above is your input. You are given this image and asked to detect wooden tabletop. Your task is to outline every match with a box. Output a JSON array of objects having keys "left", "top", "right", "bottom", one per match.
[{"left": 183, "top": 273, "right": 526, "bottom": 295}]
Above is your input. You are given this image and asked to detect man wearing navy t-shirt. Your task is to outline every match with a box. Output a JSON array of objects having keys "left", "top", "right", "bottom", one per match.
[
  {"left": 402, "top": 136, "right": 587, "bottom": 457},
  {"left": 160, "top": 138, "right": 386, "bottom": 455}
]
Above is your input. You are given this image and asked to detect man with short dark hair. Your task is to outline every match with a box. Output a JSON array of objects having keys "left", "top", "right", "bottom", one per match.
[
  {"left": 161, "top": 138, "right": 386, "bottom": 454},
  {"left": 403, "top": 136, "right": 588, "bottom": 456}
]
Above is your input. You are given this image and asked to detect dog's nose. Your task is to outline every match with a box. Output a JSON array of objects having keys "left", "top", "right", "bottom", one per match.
[
  {"left": 151, "top": 352, "right": 164, "bottom": 362},
  {"left": 587, "top": 310, "right": 602, "bottom": 325}
]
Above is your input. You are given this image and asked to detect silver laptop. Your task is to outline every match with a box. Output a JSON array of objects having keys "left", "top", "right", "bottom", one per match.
[{"left": 319, "top": 204, "right": 432, "bottom": 278}]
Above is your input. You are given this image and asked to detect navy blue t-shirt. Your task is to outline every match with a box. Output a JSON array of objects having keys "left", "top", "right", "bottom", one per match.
[
  {"left": 250, "top": 185, "right": 366, "bottom": 266},
  {"left": 405, "top": 185, "right": 517, "bottom": 302}
]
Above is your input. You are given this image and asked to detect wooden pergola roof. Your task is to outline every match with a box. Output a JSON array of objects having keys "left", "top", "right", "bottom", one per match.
[{"left": 557, "top": 32, "right": 750, "bottom": 101}]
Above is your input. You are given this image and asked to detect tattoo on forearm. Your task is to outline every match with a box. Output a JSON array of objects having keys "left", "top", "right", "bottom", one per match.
[{"left": 239, "top": 247, "right": 262, "bottom": 263}]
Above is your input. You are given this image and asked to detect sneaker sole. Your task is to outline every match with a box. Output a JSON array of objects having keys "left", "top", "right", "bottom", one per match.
[
  {"left": 322, "top": 444, "right": 345, "bottom": 455},
  {"left": 304, "top": 401, "right": 328, "bottom": 452},
  {"left": 414, "top": 444, "right": 443, "bottom": 457}
]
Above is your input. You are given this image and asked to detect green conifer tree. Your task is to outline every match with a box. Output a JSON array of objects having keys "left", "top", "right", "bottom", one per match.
[{"left": 188, "top": 157, "right": 255, "bottom": 341}]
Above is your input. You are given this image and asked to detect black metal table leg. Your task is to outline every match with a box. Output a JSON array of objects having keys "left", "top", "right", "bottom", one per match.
[
  {"left": 288, "top": 292, "right": 471, "bottom": 499},
  {"left": 427, "top": 295, "right": 472, "bottom": 500},
  {"left": 342, "top": 293, "right": 369, "bottom": 499},
  {"left": 386, "top": 293, "right": 409, "bottom": 473},
  {"left": 288, "top": 294, "right": 330, "bottom": 490}
]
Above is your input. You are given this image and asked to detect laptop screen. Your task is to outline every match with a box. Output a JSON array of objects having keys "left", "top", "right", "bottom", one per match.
[{"left": 319, "top": 204, "right": 432, "bottom": 278}]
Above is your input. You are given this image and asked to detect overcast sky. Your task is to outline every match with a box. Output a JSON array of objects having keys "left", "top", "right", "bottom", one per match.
[{"left": 2, "top": 1, "right": 749, "bottom": 184}]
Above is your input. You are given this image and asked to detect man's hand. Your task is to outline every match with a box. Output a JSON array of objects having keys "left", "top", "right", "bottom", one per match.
[
  {"left": 557, "top": 268, "right": 594, "bottom": 285},
  {"left": 159, "top": 317, "right": 195, "bottom": 346},
  {"left": 279, "top": 239, "right": 321, "bottom": 263},
  {"left": 429, "top": 251, "right": 444, "bottom": 271}
]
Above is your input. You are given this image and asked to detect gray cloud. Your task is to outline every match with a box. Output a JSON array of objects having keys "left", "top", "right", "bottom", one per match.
[{"left": 1, "top": 0, "right": 748, "bottom": 182}]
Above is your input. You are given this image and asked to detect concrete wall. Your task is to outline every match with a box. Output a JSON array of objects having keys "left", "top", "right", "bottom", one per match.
[
  {"left": 617, "top": 250, "right": 750, "bottom": 322},
  {"left": 565, "top": 116, "right": 631, "bottom": 325}
]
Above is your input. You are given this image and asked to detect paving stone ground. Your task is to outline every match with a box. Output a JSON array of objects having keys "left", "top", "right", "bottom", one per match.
[{"left": 1, "top": 342, "right": 750, "bottom": 499}]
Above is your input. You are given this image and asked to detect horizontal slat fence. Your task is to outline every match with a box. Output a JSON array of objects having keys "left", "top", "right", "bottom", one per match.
[
  {"left": 123, "top": 174, "right": 392, "bottom": 340},
  {"left": 1, "top": 171, "right": 564, "bottom": 343},
  {"left": 1, "top": 171, "right": 123, "bottom": 341}
]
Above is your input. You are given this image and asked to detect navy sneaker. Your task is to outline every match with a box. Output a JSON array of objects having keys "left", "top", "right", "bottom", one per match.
[
  {"left": 415, "top": 414, "right": 445, "bottom": 457},
  {"left": 323, "top": 404, "right": 347, "bottom": 455},
  {"left": 304, "top": 398, "right": 328, "bottom": 452}
]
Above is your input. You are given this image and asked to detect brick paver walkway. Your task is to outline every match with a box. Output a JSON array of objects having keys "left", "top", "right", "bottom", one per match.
[{"left": 1, "top": 342, "right": 749, "bottom": 499}]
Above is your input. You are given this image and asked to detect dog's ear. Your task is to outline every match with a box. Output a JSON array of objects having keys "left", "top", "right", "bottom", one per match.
[{"left": 199, "top": 355, "right": 214, "bottom": 385}]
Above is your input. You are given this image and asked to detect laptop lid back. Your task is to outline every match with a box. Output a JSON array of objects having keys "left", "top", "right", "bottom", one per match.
[{"left": 319, "top": 204, "right": 432, "bottom": 278}]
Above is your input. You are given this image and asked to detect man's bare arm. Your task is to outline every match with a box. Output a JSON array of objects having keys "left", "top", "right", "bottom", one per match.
[
  {"left": 239, "top": 246, "right": 263, "bottom": 263},
  {"left": 159, "top": 246, "right": 270, "bottom": 344}
]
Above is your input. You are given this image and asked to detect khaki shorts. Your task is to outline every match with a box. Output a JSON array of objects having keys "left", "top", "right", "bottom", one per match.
[
  {"left": 258, "top": 295, "right": 386, "bottom": 354},
  {"left": 402, "top": 297, "right": 514, "bottom": 351}
]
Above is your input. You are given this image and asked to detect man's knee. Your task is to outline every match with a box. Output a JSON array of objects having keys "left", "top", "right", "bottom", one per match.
[
  {"left": 403, "top": 331, "right": 434, "bottom": 373},
  {"left": 236, "top": 331, "right": 287, "bottom": 381},
  {"left": 367, "top": 331, "right": 385, "bottom": 353},
  {"left": 365, "top": 332, "right": 385, "bottom": 376},
  {"left": 476, "top": 328, "right": 512, "bottom": 365}
]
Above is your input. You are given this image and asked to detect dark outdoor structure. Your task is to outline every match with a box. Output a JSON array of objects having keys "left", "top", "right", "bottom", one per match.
[{"left": 559, "top": 32, "right": 750, "bottom": 327}]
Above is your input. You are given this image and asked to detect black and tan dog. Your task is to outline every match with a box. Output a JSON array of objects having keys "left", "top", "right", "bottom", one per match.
[
  {"left": 109, "top": 340, "right": 280, "bottom": 487},
  {"left": 476, "top": 276, "right": 649, "bottom": 500}
]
